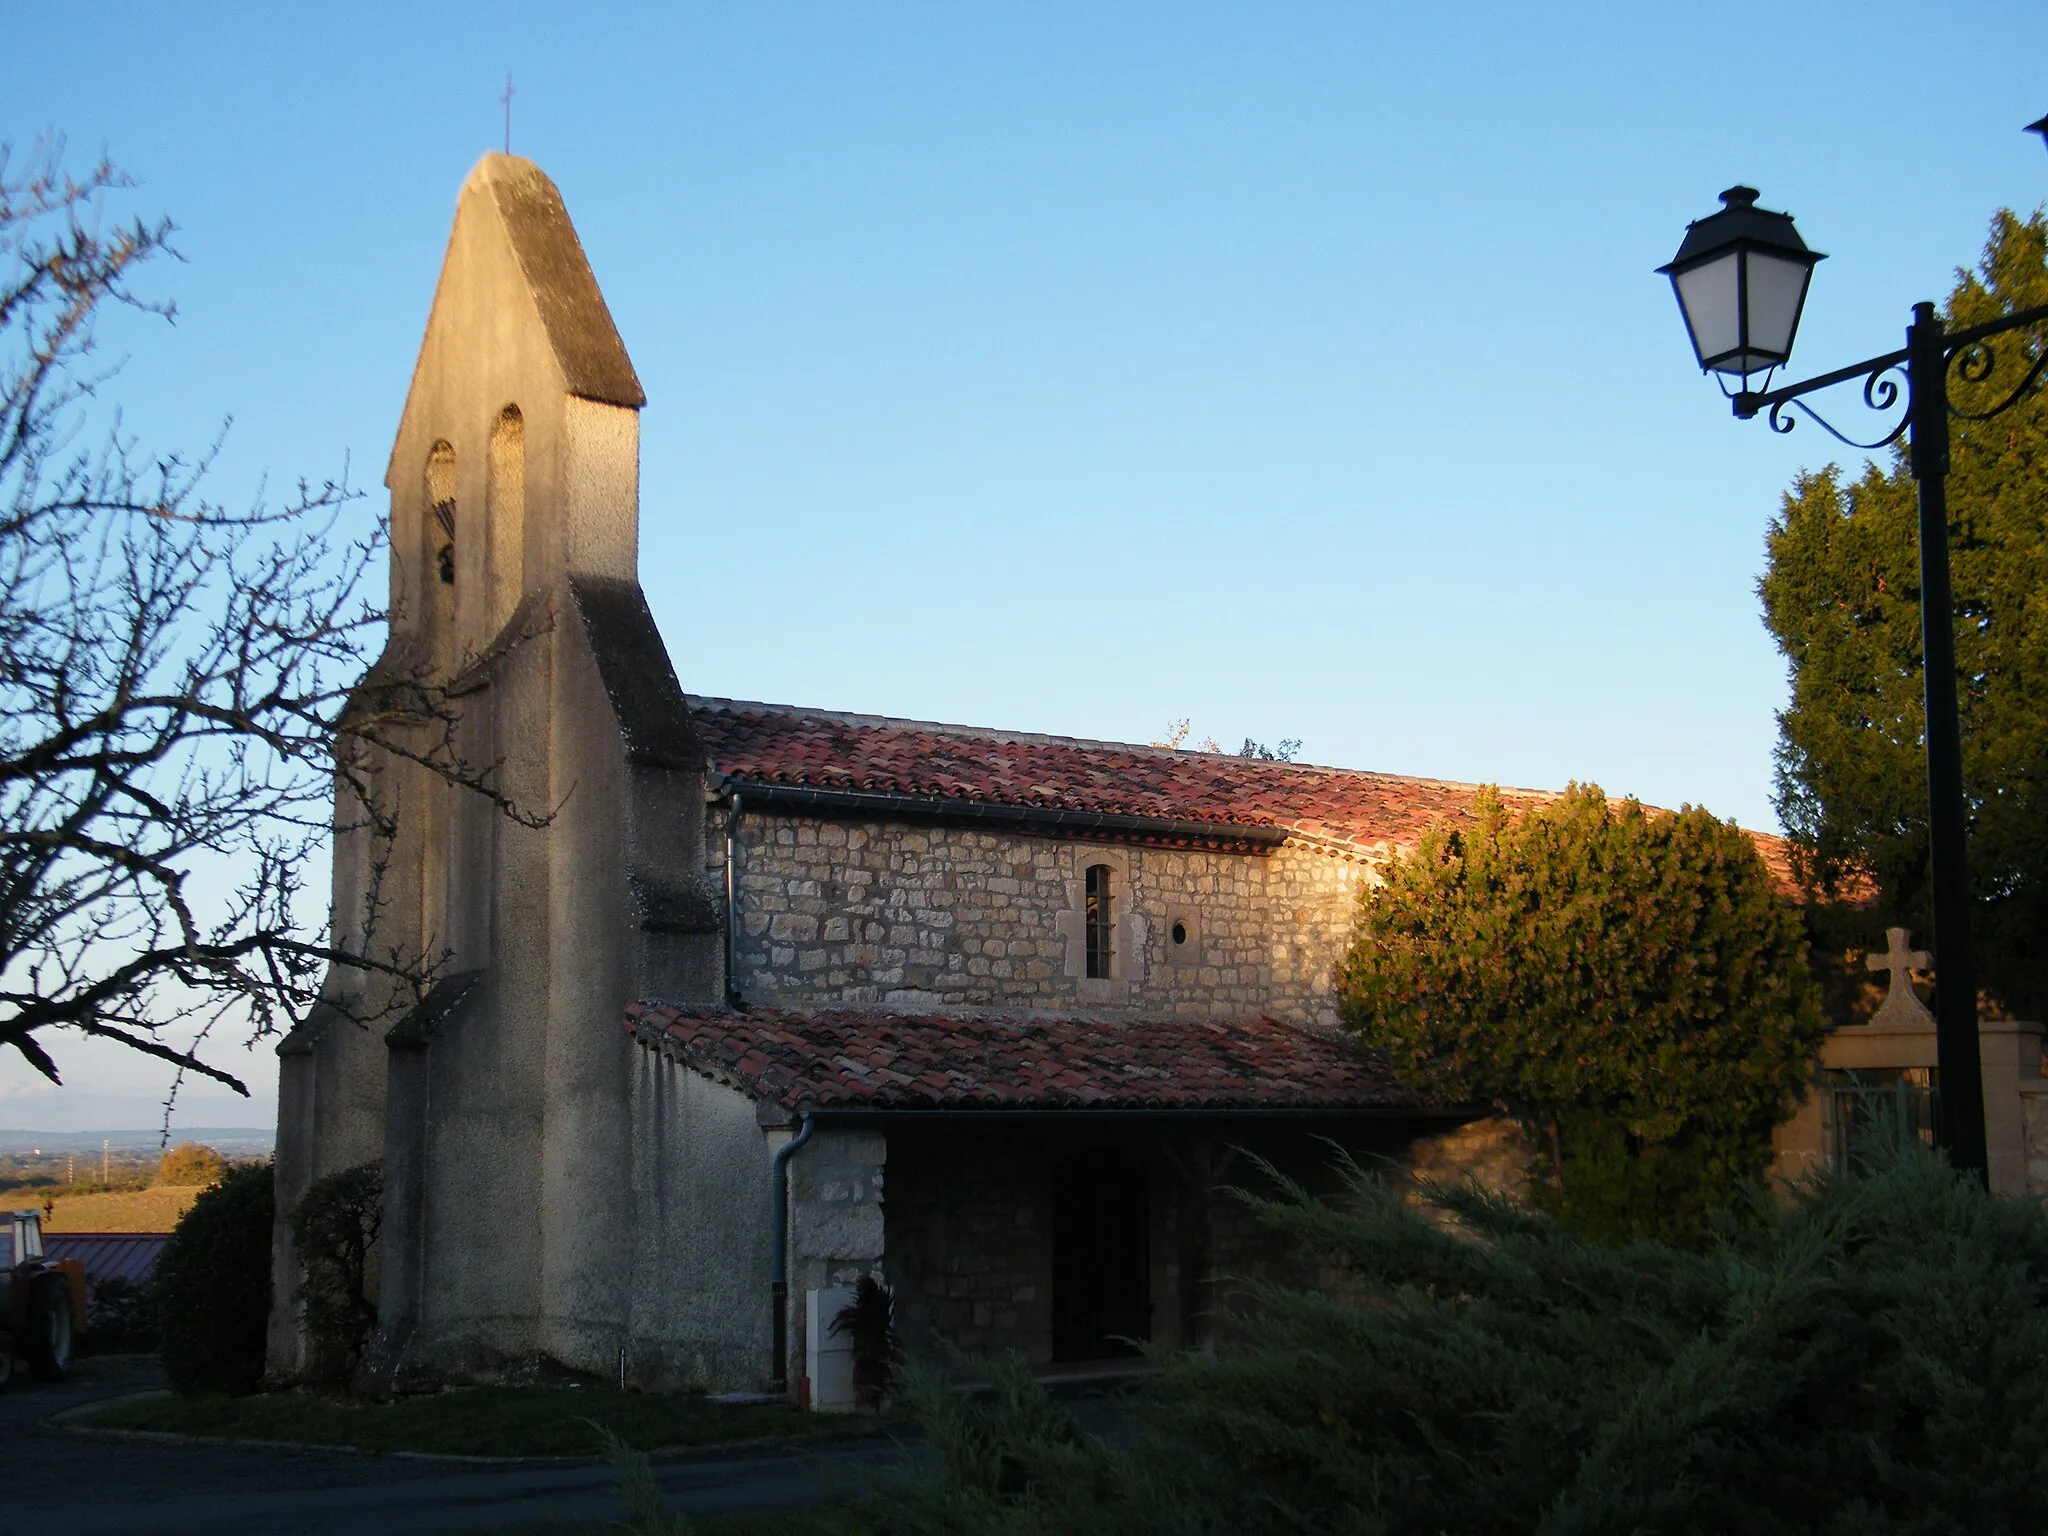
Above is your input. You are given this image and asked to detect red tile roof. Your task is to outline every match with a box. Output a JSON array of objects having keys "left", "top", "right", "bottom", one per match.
[
  {"left": 687, "top": 696, "right": 1555, "bottom": 856},
  {"left": 628, "top": 1001, "right": 1427, "bottom": 1113},
  {"left": 685, "top": 696, "right": 1795, "bottom": 883}
]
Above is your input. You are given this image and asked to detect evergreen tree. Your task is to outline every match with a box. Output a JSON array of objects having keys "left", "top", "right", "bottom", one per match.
[
  {"left": 1760, "top": 209, "right": 2048, "bottom": 1016},
  {"left": 1335, "top": 784, "right": 1825, "bottom": 1241}
]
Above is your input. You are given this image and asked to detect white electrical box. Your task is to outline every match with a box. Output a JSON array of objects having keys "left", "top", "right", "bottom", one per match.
[{"left": 805, "top": 1286, "right": 859, "bottom": 1412}]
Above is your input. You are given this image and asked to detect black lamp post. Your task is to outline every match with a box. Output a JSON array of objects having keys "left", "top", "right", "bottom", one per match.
[{"left": 1663, "top": 123, "right": 2048, "bottom": 1184}]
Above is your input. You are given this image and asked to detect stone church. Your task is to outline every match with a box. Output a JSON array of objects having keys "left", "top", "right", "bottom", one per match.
[{"left": 268, "top": 154, "right": 2048, "bottom": 1399}]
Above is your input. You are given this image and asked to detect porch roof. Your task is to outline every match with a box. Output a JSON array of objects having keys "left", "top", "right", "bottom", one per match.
[{"left": 627, "top": 1001, "right": 1431, "bottom": 1114}]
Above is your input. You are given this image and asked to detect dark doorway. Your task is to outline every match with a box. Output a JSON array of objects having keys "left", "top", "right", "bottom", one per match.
[{"left": 1052, "top": 1151, "right": 1150, "bottom": 1360}]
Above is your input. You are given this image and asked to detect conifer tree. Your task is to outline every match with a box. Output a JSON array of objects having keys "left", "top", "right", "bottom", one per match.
[
  {"left": 849, "top": 1147, "right": 2048, "bottom": 1535},
  {"left": 1760, "top": 209, "right": 2048, "bottom": 1016},
  {"left": 1335, "top": 784, "right": 1825, "bottom": 1241}
]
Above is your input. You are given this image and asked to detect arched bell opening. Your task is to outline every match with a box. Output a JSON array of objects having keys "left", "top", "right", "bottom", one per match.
[{"left": 487, "top": 405, "right": 525, "bottom": 637}]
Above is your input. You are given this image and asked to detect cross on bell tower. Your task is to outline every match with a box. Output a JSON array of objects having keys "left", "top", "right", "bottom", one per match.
[{"left": 1865, "top": 927, "right": 1935, "bottom": 1029}]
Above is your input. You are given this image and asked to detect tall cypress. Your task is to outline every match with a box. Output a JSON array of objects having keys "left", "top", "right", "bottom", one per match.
[{"left": 1760, "top": 210, "right": 2048, "bottom": 1017}]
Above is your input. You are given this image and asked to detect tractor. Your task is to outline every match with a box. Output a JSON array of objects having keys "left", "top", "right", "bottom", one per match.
[{"left": 1, "top": 1209, "right": 84, "bottom": 1386}]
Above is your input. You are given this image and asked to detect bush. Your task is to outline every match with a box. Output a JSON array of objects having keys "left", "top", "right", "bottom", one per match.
[
  {"left": 292, "top": 1160, "right": 382, "bottom": 1388},
  {"left": 154, "top": 1141, "right": 228, "bottom": 1187},
  {"left": 86, "top": 1274, "right": 157, "bottom": 1344},
  {"left": 847, "top": 1145, "right": 2048, "bottom": 1535},
  {"left": 154, "top": 1160, "right": 274, "bottom": 1395},
  {"left": 1338, "top": 783, "right": 1828, "bottom": 1243},
  {"left": 830, "top": 1275, "right": 902, "bottom": 1408}
]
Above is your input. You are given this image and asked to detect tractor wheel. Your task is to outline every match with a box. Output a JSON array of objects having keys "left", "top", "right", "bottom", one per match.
[{"left": 24, "top": 1276, "right": 74, "bottom": 1382}]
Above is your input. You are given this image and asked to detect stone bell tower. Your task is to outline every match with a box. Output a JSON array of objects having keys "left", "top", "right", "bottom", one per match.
[{"left": 270, "top": 155, "right": 723, "bottom": 1382}]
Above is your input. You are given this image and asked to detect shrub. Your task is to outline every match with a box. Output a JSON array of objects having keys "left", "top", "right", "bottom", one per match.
[
  {"left": 1338, "top": 783, "right": 1828, "bottom": 1243},
  {"left": 154, "top": 1159, "right": 274, "bottom": 1394},
  {"left": 86, "top": 1274, "right": 157, "bottom": 1344},
  {"left": 848, "top": 1145, "right": 2048, "bottom": 1535},
  {"left": 292, "top": 1160, "right": 382, "bottom": 1387},
  {"left": 154, "top": 1141, "right": 228, "bottom": 1187},
  {"left": 830, "top": 1274, "right": 901, "bottom": 1408}
]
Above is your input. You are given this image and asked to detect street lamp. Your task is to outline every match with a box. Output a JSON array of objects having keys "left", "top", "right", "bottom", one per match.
[
  {"left": 1657, "top": 187, "right": 1825, "bottom": 378},
  {"left": 1663, "top": 121, "right": 2048, "bottom": 1185}
]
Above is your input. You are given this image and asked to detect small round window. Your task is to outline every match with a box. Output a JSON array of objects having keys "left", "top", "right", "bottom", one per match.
[{"left": 1171, "top": 921, "right": 1188, "bottom": 946}]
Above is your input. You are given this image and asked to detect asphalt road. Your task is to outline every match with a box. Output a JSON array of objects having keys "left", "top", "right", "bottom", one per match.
[{"left": 1, "top": 1355, "right": 913, "bottom": 1534}]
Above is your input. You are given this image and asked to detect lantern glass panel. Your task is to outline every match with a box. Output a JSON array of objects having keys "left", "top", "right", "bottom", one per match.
[
  {"left": 1673, "top": 252, "right": 1740, "bottom": 371},
  {"left": 1741, "top": 248, "right": 1811, "bottom": 368}
]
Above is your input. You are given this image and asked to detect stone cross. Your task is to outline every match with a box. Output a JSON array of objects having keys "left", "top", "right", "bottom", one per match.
[{"left": 1866, "top": 926, "right": 1936, "bottom": 1029}]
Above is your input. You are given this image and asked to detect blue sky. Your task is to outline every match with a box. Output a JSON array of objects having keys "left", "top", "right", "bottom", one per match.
[{"left": 8, "top": 1, "right": 2047, "bottom": 1130}]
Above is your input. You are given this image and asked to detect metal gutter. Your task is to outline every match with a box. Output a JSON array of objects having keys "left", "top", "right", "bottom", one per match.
[
  {"left": 775, "top": 1103, "right": 1476, "bottom": 1124},
  {"left": 714, "top": 777, "right": 1292, "bottom": 850}
]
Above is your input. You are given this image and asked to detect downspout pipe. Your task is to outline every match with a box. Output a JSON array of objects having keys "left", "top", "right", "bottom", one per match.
[
  {"left": 769, "top": 1111, "right": 814, "bottom": 1393},
  {"left": 724, "top": 794, "right": 744, "bottom": 1009}
]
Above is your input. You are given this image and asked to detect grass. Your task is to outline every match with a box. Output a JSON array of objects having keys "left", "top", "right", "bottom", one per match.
[
  {"left": 520, "top": 1504, "right": 839, "bottom": 1534},
  {"left": 514, "top": 1428, "right": 850, "bottom": 1535},
  {"left": 39, "top": 1186, "right": 204, "bottom": 1232},
  {"left": 74, "top": 1382, "right": 903, "bottom": 1458}
]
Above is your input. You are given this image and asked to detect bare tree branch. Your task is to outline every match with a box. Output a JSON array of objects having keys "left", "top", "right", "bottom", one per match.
[{"left": 0, "top": 139, "right": 543, "bottom": 1102}]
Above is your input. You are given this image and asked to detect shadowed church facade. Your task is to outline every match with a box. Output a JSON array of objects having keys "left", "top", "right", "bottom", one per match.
[{"left": 268, "top": 156, "right": 2048, "bottom": 1398}]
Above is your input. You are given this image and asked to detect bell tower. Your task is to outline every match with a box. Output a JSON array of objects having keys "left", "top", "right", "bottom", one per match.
[
  {"left": 272, "top": 155, "right": 718, "bottom": 1386},
  {"left": 386, "top": 152, "right": 646, "bottom": 669}
]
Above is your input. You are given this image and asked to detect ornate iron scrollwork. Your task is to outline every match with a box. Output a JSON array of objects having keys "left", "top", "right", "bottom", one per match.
[
  {"left": 1762, "top": 359, "right": 1910, "bottom": 450},
  {"left": 1947, "top": 330, "right": 2048, "bottom": 424},
  {"left": 1734, "top": 303, "right": 2048, "bottom": 449}
]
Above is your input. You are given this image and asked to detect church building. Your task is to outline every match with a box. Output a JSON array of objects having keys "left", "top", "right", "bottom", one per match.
[{"left": 268, "top": 155, "right": 2048, "bottom": 1400}]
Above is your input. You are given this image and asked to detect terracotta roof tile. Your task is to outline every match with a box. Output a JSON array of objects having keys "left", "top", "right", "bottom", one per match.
[
  {"left": 687, "top": 696, "right": 1545, "bottom": 853},
  {"left": 628, "top": 1002, "right": 1426, "bottom": 1113},
  {"left": 684, "top": 696, "right": 1794, "bottom": 883}
]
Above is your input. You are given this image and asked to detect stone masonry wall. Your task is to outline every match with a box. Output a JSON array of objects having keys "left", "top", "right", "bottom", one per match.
[
  {"left": 1263, "top": 841, "right": 1379, "bottom": 1029},
  {"left": 1402, "top": 1114, "right": 1533, "bottom": 1201},
  {"left": 787, "top": 1125, "right": 886, "bottom": 1386},
  {"left": 881, "top": 1119, "right": 1508, "bottom": 1370},
  {"left": 715, "top": 809, "right": 1385, "bottom": 1025},
  {"left": 1202, "top": 1118, "right": 1527, "bottom": 1343},
  {"left": 884, "top": 1130, "right": 1053, "bottom": 1366},
  {"left": 2023, "top": 1086, "right": 2048, "bottom": 1198}
]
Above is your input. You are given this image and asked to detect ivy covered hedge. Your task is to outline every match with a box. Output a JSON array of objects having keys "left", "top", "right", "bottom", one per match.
[{"left": 292, "top": 1160, "right": 382, "bottom": 1388}]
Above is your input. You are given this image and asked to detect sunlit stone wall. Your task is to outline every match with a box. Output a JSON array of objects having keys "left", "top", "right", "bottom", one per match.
[{"left": 714, "top": 810, "right": 1396, "bottom": 1025}]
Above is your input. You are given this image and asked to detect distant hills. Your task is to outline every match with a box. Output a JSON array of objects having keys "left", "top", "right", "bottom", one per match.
[{"left": 0, "top": 1127, "right": 274, "bottom": 1155}]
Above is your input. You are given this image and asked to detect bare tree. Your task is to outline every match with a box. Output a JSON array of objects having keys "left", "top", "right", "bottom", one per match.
[{"left": 0, "top": 142, "right": 523, "bottom": 1105}]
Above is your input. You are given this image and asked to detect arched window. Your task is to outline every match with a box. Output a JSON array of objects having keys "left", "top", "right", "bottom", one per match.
[
  {"left": 1084, "top": 863, "right": 1114, "bottom": 979},
  {"left": 425, "top": 441, "right": 456, "bottom": 585},
  {"left": 488, "top": 405, "right": 525, "bottom": 628}
]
